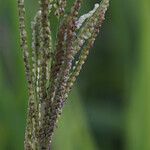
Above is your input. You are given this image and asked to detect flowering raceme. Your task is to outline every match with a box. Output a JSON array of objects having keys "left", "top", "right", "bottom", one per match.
[{"left": 17, "top": 0, "right": 110, "bottom": 149}]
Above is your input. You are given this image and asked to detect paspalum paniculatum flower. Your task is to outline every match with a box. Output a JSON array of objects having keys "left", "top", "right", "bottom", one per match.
[{"left": 17, "top": 0, "right": 110, "bottom": 149}]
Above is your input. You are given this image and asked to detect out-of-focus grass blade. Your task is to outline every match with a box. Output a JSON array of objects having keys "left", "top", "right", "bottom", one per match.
[{"left": 126, "top": 0, "right": 150, "bottom": 150}]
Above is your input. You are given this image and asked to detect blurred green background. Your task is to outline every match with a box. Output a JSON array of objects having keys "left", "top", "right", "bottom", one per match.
[{"left": 0, "top": 0, "right": 150, "bottom": 150}]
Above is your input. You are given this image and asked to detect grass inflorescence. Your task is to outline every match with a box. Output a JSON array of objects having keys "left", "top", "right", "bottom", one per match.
[{"left": 17, "top": 0, "right": 110, "bottom": 149}]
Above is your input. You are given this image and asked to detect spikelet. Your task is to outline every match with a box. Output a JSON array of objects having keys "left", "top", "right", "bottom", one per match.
[
  {"left": 54, "top": 0, "right": 67, "bottom": 16},
  {"left": 17, "top": 0, "right": 110, "bottom": 149}
]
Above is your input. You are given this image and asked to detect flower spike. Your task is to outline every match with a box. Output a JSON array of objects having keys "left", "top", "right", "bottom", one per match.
[{"left": 17, "top": 0, "right": 110, "bottom": 149}]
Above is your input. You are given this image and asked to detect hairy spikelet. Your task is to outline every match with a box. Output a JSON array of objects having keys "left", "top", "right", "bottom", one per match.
[
  {"left": 17, "top": 0, "right": 110, "bottom": 149},
  {"left": 54, "top": 0, "right": 67, "bottom": 16}
]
